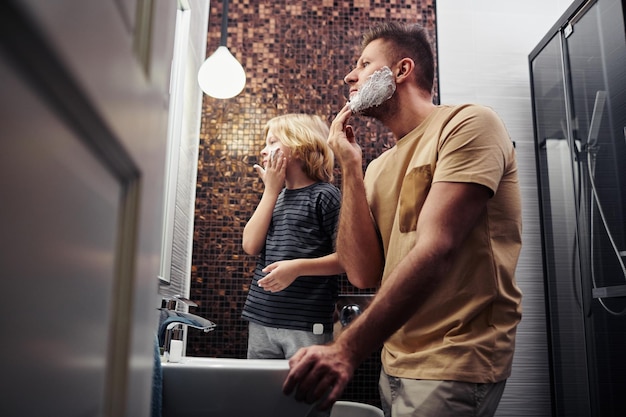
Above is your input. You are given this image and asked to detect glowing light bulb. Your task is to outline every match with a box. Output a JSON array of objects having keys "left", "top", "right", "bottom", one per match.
[{"left": 197, "top": 46, "right": 246, "bottom": 99}]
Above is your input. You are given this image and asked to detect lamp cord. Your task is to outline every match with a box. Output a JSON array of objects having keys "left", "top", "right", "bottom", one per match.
[{"left": 220, "top": 0, "right": 228, "bottom": 47}]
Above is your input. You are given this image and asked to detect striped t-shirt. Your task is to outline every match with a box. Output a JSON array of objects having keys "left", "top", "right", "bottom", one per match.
[{"left": 242, "top": 182, "right": 341, "bottom": 333}]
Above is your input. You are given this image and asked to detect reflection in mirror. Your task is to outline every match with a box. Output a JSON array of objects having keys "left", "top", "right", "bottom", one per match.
[{"left": 159, "top": 0, "right": 204, "bottom": 298}]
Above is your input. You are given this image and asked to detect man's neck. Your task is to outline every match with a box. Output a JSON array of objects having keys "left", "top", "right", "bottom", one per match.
[
  {"left": 377, "top": 85, "right": 436, "bottom": 139},
  {"left": 389, "top": 100, "right": 436, "bottom": 139}
]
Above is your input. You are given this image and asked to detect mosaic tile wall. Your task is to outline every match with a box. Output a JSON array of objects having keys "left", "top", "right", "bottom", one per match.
[{"left": 189, "top": 0, "right": 437, "bottom": 407}]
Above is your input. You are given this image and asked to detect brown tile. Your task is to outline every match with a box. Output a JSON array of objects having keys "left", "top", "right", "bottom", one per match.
[{"left": 191, "top": 0, "right": 437, "bottom": 407}]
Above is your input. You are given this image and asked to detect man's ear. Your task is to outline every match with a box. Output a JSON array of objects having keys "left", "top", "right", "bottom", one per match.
[{"left": 395, "top": 58, "right": 415, "bottom": 84}]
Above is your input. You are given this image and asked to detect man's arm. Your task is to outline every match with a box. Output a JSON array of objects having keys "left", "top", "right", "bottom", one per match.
[
  {"left": 335, "top": 163, "right": 383, "bottom": 289},
  {"left": 283, "top": 181, "right": 492, "bottom": 410},
  {"left": 328, "top": 104, "right": 384, "bottom": 288}
]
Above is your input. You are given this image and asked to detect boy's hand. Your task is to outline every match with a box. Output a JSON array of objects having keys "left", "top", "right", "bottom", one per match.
[
  {"left": 253, "top": 149, "right": 286, "bottom": 195},
  {"left": 258, "top": 259, "right": 299, "bottom": 292}
]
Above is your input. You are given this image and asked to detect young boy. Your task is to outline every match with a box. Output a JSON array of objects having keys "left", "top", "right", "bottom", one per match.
[{"left": 242, "top": 113, "right": 344, "bottom": 360}]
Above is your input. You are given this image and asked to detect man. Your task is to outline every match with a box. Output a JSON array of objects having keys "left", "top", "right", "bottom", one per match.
[{"left": 282, "top": 22, "right": 523, "bottom": 417}]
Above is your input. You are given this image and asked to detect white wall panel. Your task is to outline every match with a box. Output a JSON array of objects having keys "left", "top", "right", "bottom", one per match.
[{"left": 437, "top": 1, "right": 574, "bottom": 415}]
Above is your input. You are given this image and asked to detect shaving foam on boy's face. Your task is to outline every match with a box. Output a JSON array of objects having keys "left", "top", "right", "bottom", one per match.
[{"left": 348, "top": 66, "right": 396, "bottom": 114}]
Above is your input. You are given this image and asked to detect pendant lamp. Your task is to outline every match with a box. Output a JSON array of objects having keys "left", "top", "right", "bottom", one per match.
[{"left": 197, "top": 0, "right": 246, "bottom": 99}]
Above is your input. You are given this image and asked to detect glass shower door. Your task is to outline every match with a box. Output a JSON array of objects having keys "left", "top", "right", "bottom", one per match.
[
  {"left": 532, "top": 30, "right": 592, "bottom": 417},
  {"left": 532, "top": 0, "right": 626, "bottom": 415},
  {"left": 564, "top": 1, "right": 626, "bottom": 415}
]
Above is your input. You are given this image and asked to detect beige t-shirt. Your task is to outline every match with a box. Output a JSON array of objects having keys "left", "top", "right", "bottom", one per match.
[{"left": 364, "top": 104, "right": 522, "bottom": 383}]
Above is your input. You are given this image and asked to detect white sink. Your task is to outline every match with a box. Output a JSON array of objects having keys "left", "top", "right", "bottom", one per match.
[
  {"left": 161, "top": 357, "right": 383, "bottom": 417},
  {"left": 162, "top": 357, "right": 315, "bottom": 417},
  {"left": 331, "top": 401, "right": 383, "bottom": 417}
]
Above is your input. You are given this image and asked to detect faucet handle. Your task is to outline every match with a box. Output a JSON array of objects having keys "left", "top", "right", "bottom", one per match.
[
  {"left": 161, "top": 294, "right": 198, "bottom": 310},
  {"left": 339, "top": 304, "right": 362, "bottom": 326}
]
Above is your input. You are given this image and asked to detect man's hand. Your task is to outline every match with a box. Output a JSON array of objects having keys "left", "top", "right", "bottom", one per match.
[
  {"left": 283, "top": 343, "right": 357, "bottom": 411},
  {"left": 327, "top": 104, "right": 362, "bottom": 168}
]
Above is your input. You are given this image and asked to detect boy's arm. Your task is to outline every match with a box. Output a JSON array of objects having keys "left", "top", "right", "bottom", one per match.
[
  {"left": 242, "top": 153, "right": 286, "bottom": 255},
  {"left": 242, "top": 189, "right": 280, "bottom": 255},
  {"left": 257, "top": 253, "right": 344, "bottom": 293}
]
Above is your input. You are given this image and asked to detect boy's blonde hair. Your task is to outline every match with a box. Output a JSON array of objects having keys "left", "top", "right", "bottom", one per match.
[{"left": 263, "top": 113, "right": 334, "bottom": 182}]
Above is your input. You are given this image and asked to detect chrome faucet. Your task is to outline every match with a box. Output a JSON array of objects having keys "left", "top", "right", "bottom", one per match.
[{"left": 158, "top": 295, "right": 216, "bottom": 359}]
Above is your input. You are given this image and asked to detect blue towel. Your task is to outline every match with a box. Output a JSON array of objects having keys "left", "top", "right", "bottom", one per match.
[{"left": 151, "top": 335, "right": 163, "bottom": 417}]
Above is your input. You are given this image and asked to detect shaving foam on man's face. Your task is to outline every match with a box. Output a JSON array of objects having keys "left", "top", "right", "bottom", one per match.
[{"left": 348, "top": 66, "right": 396, "bottom": 114}]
